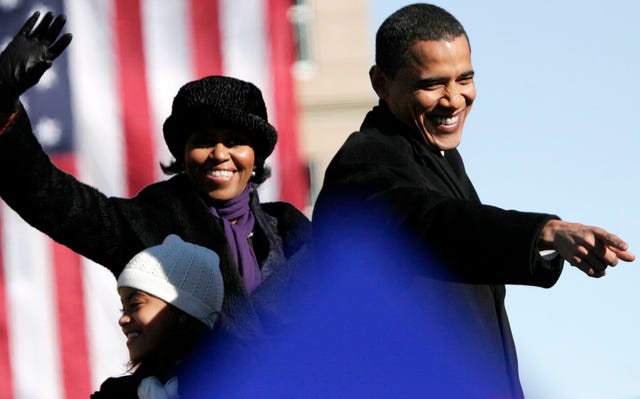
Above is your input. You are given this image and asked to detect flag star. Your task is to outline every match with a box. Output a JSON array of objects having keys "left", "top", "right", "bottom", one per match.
[
  {"left": 0, "top": 0, "right": 21, "bottom": 12},
  {"left": 34, "top": 116, "right": 62, "bottom": 147}
]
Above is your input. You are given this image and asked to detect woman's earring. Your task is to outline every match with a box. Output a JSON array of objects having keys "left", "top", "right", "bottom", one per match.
[{"left": 251, "top": 169, "right": 256, "bottom": 177}]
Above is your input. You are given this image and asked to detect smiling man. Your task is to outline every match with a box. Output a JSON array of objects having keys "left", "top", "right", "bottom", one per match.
[{"left": 312, "top": 3, "right": 634, "bottom": 398}]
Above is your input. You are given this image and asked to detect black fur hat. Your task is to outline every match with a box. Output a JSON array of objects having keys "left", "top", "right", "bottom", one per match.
[{"left": 163, "top": 75, "right": 278, "bottom": 162}]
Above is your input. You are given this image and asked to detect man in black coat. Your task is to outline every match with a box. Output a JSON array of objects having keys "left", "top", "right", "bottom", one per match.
[{"left": 312, "top": 4, "right": 635, "bottom": 398}]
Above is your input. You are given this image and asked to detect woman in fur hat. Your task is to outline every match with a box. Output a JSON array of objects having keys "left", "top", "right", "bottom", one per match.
[
  {"left": 92, "top": 234, "right": 225, "bottom": 399},
  {"left": 0, "top": 12, "right": 311, "bottom": 347}
]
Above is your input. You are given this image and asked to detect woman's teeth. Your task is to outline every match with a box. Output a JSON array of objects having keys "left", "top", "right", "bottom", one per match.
[{"left": 208, "top": 170, "right": 233, "bottom": 177}]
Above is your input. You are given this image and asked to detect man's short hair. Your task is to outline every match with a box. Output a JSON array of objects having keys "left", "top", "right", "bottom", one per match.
[{"left": 375, "top": 3, "right": 468, "bottom": 78}]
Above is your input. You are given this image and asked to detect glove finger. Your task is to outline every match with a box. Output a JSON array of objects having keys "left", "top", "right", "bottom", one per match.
[
  {"left": 47, "top": 33, "right": 73, "bottom": 60},
  {"left": 45, "top": 14, "right": 67, "bottom": 44},
  {"left": 17, "top": 11, "right": 40, "bottom": 37},
  {"left": 31, "top": 12, "right": 54, "bottom": 40}
]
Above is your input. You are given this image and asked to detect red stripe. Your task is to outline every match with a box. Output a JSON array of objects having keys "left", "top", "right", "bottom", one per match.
[
  {"left": 113, "top": 0, "right": 157, "bottom": 196},
  {"left": 267, "top": 0, "right": 309, "bottom": 210},
  {"left": 0, "top": 207, "right": 15, "bottom": 399},
  {"left": 51, "top": 154, "right": 92, "bottom": 399},
  {"left": 189, "top": 0, "right": 223, "bottom": 77}
]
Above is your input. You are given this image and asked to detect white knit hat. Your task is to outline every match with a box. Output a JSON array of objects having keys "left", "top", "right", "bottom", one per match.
[{"left": 117, "top": 234, "right": 224, "bottom": 329}]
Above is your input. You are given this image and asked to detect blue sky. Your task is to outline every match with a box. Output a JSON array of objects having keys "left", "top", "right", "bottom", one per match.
[{"left": 368, "top": 2, "right": 640, "bottom": 398}]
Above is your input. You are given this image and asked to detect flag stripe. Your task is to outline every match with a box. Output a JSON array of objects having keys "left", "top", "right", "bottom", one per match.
[
  {"left": 219, "top": 0, "right": 279, "bottom": 202},
  {"left": 4, "top": 207, "right": 63, "bottom": 399},
  {"left": 50, "top": 155, "right": 92, "bottom": 399},
  {"left": 64, "top": 0, "right": 131, "bottom": 388},
  {"left": 267, "top": 0, "right": 307, "bottom": 209},
  {"left": 0, "top": 210, "right": 14, "bottom": 399},
  {"left": 113, "top": 0, "right": 157, "bottom": 196},
  {"left": 66, "top": 0, "right": 126, "bottom": 197},
  {"left": 190, "top": 0, "right": 223, "bottom": 77},
  {"left": 140, "top": 0, "right": 193, "bottom": 179},
  {"left": 1, "top": 1, "right": 308, "bottom": 396}
]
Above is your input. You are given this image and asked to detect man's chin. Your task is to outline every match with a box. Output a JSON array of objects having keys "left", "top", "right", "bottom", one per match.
[{"left": 425, "top": 137, "right": 461, "bottom": 152}]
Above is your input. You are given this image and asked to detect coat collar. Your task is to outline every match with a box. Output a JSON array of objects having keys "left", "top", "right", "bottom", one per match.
[{"left": 361, "top": 102, "right": 474, "bottom": 200}]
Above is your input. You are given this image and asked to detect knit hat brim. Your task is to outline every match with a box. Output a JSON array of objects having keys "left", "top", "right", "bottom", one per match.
[
  {"left": 118, "top": 265, "right": 220, "bottom": 330},
  {"left": 163, "top": 104, "right": 278, "bottom": 163}
]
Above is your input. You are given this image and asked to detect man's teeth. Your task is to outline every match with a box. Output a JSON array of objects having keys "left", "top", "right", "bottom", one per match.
[
  {"left": 127, "top": 332, "right": 139, "bottom": 340},
  {"left": 432, "top": 115, "right": 459, "bottom": 125},
  {"left": 208, "top": 170, "right": 233, "bottom": 177}
]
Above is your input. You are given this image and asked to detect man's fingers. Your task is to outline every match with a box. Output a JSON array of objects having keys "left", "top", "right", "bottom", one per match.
[
  {"left": 575, "top": 262, "right": 605, "bottom": 278},
  {"left": 591, "top": 230, "right": 635, "bottom": 263},
  {"left": 598, "top": 231, "right": 629, "bottom": 251},
  {"left": 587, "top": 267, "right": 606, "bottom": 278},
  {"left": 609, "top": 245, "right": 636, "bottom": 262}
]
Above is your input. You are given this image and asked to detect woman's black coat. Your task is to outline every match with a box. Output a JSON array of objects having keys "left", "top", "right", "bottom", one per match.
[{"left": 0, "top": 106, "right": 311, "bottom": 341}]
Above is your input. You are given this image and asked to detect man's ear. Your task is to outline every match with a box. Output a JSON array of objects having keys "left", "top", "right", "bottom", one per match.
[{"left": 369, "top": 65, "right": 388, "bottom": 100}]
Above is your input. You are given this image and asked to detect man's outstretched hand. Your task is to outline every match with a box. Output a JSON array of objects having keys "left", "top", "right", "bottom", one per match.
[
  {"left": 540, "top": 219, "right": 635, "bottom": 278},
  {"left": 0, "top": 11, "right": 72, "bottom": 113}
]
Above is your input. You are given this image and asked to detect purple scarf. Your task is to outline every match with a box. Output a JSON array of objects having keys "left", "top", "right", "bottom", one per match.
[{"left": 209, "top": 186, "right": 261, "bottom": 293}]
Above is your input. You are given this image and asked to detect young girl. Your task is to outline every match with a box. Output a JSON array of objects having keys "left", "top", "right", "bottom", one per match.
[{"left": 91, "top": 234, "right": 224, "bottom": 399}]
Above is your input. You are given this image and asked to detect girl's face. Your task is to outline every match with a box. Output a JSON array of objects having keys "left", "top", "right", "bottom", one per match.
[
  {"left": 118, "top": 287, "right": 180, "bottom": 364},
  {"left": 184, "top": 127, "right": 256, "bottom": 202}
]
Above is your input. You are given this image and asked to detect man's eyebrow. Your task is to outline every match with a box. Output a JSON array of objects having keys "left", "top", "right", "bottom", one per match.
[
  {"left": 415, "top": 76, "right": 447, "bottom": 86},
  {"left": 415, "top": 70, "right": 475, "bottom": 86},
  {"left": 459, "top": 70, "right": 475, "bottom": 78}
]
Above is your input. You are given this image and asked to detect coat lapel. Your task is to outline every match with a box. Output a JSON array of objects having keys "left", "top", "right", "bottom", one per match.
[{"left": 414, "top": 145, "right": 473, "bottom": 200}]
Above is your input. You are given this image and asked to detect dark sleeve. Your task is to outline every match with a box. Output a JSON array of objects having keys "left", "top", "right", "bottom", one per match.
[
  {"left": 0, "top": 106, "right": 153, "bottom": 274},
  {"left": 312, "top": 131, "right": 562, "bottom": 287}
]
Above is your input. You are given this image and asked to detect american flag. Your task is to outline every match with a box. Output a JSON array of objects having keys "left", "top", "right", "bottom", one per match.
[{"left": 0, "top": 0, "right": 307, "bottom": 397}]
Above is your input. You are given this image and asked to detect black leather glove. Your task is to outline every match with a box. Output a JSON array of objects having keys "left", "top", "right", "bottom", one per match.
[{"left": 0, "top": 11, "right": 72, "bottom": 113}]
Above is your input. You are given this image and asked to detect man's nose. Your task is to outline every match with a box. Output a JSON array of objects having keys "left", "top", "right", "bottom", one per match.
[{"left": 440, "top": 85, "right": 465, "bottom": 109}]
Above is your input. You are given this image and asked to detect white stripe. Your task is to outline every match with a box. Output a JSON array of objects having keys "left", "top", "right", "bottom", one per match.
[
  {"left": 220, "top": 0, "right": 279, "bottom": 202},
  {"left": 81, "top": 258, "right": 129, "bottom": 390},
  {"left": 141, "top": 0, "right": 194, "bottom": 179},
  {"left": 65, "top": 0, "right": 126, "bottom": 197},
  {"left": 3, "top": 208, "right": 63, "bottom": 399},
  {"left": 64, "top": 0, "right": 130, "bottom": 390}
]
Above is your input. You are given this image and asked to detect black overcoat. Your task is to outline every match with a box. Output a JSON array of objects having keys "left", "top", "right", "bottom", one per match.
[
  {"left": 0, "top": 106, "right": 311, "bottom": 341},
  {"left": 312, "top": 102, "right": 564, "bottom": 398}
]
